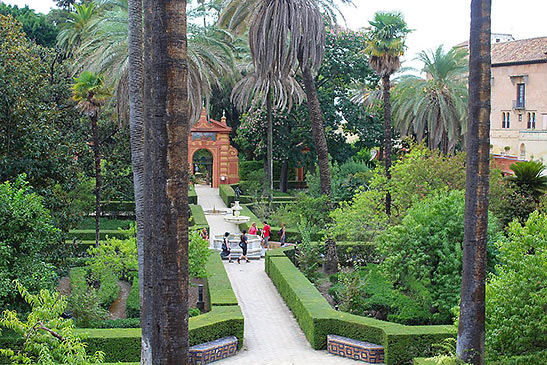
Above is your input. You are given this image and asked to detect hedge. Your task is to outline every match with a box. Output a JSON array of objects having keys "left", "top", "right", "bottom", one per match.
[
  {"left": 67, "top": 229, "right": 129, "bottom": 241},
  {"left": 413, "top": 358, "right": 436, "bottom": 365},
  {"left": 265, "top": 248, "right": 454, "bottom": 364},
  {"left": 100, "top": 201, "right": 136, "bottom": 214},
  {"left": 189, "top": 184, "right": 197, "bottom": 205},
  {"left": 125, "top": 277, "right": 140, "bottom": 319},
  {"left": 219, "top": 184, "right": 237, "bottom": 207},
  {"left": 189, "top": 204, "right": 209, "bottom": 232},
  {"left": 205, "top": 252, "right": 238, "bottom": 306}
]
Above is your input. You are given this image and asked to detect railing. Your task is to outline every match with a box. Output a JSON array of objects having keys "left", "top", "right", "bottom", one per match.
[{"left": 512, "top": 99, "right": 525, "bottom": 110}]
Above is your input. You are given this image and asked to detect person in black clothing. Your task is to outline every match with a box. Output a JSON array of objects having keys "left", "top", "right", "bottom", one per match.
[
  {"left": 220, "top": 232, "right": 233, "bottom": 263},
  {"left": 237, "top": 230, "right": 250, "bottom": 263}
]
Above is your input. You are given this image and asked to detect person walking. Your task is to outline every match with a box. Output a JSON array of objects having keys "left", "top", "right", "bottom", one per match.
[
  {"left": 280, "top": 222, "right": 286, "bottom": 246},
  {"left": 220, "top": 232, "right": 233, "bottom": 263},
  {"left": 237, "top": 230, "right": 250, "bottom": 263},
  {"left": 262, "top": 220, "right": 271, "bottom": 248},
  {"left": 249, "top": 221, "right": 258, "bottom": 235}
]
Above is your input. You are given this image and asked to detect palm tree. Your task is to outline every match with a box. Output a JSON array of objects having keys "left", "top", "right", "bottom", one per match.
[
  {"left": 363, "top": 11, "right": 411, "bottom": 216},
  {"left": 143, "top": 0, "right": 189, "bottom": 361},
  {"left": 457, "top": 1, "right": 491, "bottom": 364},
  {"left": 72, "top": 0, "right": 234, "bottom": 123},
  {"left": 126, "top": 0, "right": 150, "bottom": 363},
  {"left": 56, "top": 2, "right": 95, "bottom": 57},
  {"left": 71, "top": 71, "right": 110, "bottom": 247},
  {"left": 231, "top": 72, "right": 305, "bottom": 197},
  {"left": 393, "top": 45, "right": 468, "bottom": 154},
  {"left": 508, "top": 160, "right": 547, "bottom": 200}
]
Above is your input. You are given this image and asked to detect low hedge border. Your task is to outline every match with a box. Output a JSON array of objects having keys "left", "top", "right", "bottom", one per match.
[
  {"left": 189, "top": 204, "right": 209, "bottom": 232},
  {"left": 74, "top": 250, "right": 242, "bottom": 363},
  {"left": 219, "top": 184, "right": 236, "bottom": 207},
  {"left": 67, "top": 229, "right": 129, "bottom": 241},
  {"left": 189, "top": 185, "right": 197, "bottom": 205},
  {"left": 265, "top": 248, "right": 454, "bottom": 365}
]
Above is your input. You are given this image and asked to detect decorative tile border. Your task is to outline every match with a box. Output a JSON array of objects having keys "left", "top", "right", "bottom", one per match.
[
  {"left": 189, "top": 336, "right": 238, "bottom": 364},
  {"left": 327, "top": 334, "right": 385, "bottom": 363}
]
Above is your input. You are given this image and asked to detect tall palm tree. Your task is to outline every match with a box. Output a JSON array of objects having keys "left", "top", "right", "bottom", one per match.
[
  {"left": 143, "top": 0, "right": 189, "bottom": 361},
  {"left": 71, "top": 71, "right": 110, "bottom": 247},
  {"left": 126, "top": 0, "right": 150, "bottom": 363},
  {"left": 363, "top": 11, "right": 411, "bottom": 216},
  {"left": 457, "top": 1, "right": 491, "bottom": 364},
  {"left": 72, "top": 0, "right": 234, "bottom": 123},
  {"left": 231, "top": 72, "right": 305, "bottom": 197},
  {"left": 56, "top": 2, "right": 96, "bottom": 57},
  {"left": 393, "top": 45, "right": 468, "bottom": 154},
  {"left": 508, "top": 160, "right": 547, "bottom": 201}
]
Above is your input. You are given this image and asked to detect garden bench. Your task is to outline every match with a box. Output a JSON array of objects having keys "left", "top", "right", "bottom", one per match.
[
  {"left": 189, "top": 335, "right": 238, "bottom": 364},
  {"left": 327, "top": 334, "right": 384, "bottom": 363}
]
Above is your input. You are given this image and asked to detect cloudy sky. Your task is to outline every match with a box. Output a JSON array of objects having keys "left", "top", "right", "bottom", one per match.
[{"left": 3, "top": 0, "right": 547, "bottom": 70}]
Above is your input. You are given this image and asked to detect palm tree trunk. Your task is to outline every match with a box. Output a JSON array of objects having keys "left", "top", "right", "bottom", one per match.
[
  {"left": 279, "top": 160, "right": 288, "bottom": 193},
  {"left": 127, "top": 0, "right": 150, "bottom": 363},
  {"left": 381, "top": 74, "right": 392, "bottom": 216},
  {"left": 456, "top": 1, "right": 491, "bottom": 364},
  {"left": 264, "top": 87, "right": 273, "bottom": 199},
  {"left": 143, "top": 0, "right": 189, "bottom": 363},
  {"left": 301, "top": 67, "right": 331, "bottom": 197},
  {"left": 91, "top": 112, "right": 101, "bottom": 247}
]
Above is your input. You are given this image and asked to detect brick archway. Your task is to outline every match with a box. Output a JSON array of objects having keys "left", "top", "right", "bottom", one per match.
[{"left": 188, "top": 109, "right": 239, "bottom": 188}]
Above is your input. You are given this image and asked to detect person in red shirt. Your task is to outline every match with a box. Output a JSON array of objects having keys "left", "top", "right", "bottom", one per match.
[
  {"left": 248, "top": 222, "right": 258, "bottom": 235},
  {"left": 262, "top": 221, "right": 271, "bottom": 248}
]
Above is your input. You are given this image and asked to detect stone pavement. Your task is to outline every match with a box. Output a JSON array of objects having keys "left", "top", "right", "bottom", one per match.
[{"left": 195, "top": 185, "right": 357, "bottom": 364}]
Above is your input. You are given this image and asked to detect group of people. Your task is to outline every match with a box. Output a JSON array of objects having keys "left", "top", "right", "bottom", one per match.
[{"left": 220, "top": 221, "right": 286, "bottom": 263}]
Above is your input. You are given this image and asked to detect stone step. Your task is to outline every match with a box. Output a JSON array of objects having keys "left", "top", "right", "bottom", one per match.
[
  {"left": 189, "top": 335, "right": 238, "bottom": 364},
  {"left": 327, "top": 334, "right": 385, "bottom": 364}
]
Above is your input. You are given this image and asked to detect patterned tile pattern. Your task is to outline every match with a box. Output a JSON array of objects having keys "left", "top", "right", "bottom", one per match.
[
  {"left": 327, "top": 334, "right": 384, "bottom": 363},
  {"left": 189, "top": 336, "right": 238, "bottom": 364}
]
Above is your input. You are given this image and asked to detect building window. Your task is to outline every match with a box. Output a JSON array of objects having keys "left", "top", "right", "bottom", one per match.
[
  {"left": 528, "top": 112, "right": 531, "bottom": 129},
  {"left": 506, "top": 113, "right": 510, "bottom": 128},
  {"left": 532, "top": 112, "right": 536, "bottom": 129},
  {"left": 502, "top": 113, "right": 506, "bottom": 128},
  {"left": 520, "top": 143, "right": 526, "bottom": 159},
  {"left": 516, "top": 83, "right": 525, "bottom": 109},
  {"left": 528, "top": 112, "right": 537, "bottom": 129}
]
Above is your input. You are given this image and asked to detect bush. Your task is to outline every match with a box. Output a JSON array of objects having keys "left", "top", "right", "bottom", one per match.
[
  {"left": 0, "top": 175, "right": 59, "bottom": 312},
  {"left": 125, "top": 277, "right": 140, "bottom": 319},
  {"left": 189, "top": 230, "right": 210, "bottom": 278},
  {"left": 0, "top": 282, "right": 104, "bottom": 364},
  {"left": 295, "top": 218, "right": 319, "bottom": 282},
  {"left": 68, "top": 267, "right": 108, "bottom": 327},
  {"left": 374, "top": 190, "right": 500, "bottom": 324},
  {"left": 485, "top": 211, "right": 547, "bottom": 360},
  {"left": 270, "top": 193, "right": 330, "bottom": 238},
  {"left": 489, "top": 178, "right": 538, "bottom": 228}
]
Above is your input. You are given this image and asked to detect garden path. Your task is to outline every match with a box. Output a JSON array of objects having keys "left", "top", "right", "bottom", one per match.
[{"left": 195, "top": 185, "right": 358, "bottom": 364}]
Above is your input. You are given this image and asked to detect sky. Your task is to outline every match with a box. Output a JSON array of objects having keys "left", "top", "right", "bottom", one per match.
[{"left": 3, "top": 0, "right": 547, "bottom": 70}]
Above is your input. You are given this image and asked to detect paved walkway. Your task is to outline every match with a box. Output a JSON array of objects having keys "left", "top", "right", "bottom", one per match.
[{"left": 195, "top": 185, "right": 357, "bottom": 364}]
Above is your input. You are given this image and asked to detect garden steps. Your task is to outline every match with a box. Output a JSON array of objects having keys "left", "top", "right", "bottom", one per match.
[{"left": 327, "top": 335, "right": 385, "bottom": 364}]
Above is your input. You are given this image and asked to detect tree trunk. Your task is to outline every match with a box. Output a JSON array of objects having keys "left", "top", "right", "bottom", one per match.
[
  {"left": 127, "top": 0, "right": 150, "bottom": 363},
  {"left": 143, "top": 0, "right": 189, "bottom": 363},
  {"left": 279, "top": 160, "right": 288, "bottom": 193},
  {"left": 456, "top": 1, "right": 491, "bottom": 364},
  {"left": 301, "top": 66, "right": 331, "bottom": 197},
  {"left": 263, "top": 87, "right": 273, "bottom": 199},
  {"left": 91, "top": 112, "right": 101, "bottom": 247},
  {"left": 381, "top": 74, "right": 392, "bottom": 216}
]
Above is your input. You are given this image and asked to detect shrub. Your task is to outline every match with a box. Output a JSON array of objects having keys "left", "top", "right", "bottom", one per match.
[
  {"left": 295, "top": 218, "right": 319, "bottom": 282},
  {"left": 0, "top": 175, "right": 59, "bottom": 312},
  {"left": 0, "top": 282, "right": 104, "bottom": 364},
  {"left": 189, "top": 230, "right": 210, "bottom": 279},
  {"left": 485, "top": 211, "right": 547, "bottom": 360},
  {"left": 125, "top": 277, "right": 140, "bottom": 319},
  {"left": 375, "top": 190, "right": 500, "bottom": 324},
  {"left": 270, "top": 193, "right": 330, "bottom": 238},
  {"left": 68, "top": 267, "right": 108, "bottom": 327}
]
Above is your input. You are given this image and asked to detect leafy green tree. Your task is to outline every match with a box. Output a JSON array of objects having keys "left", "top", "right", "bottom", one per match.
[
  {"left": 363, "top": 11, "right": 411, "bottom": 216},
  {"left": 0, "top": 176, "right": 59, "bottom": 312},
  {"left": 507, "top": 160, "right": 547, "bottom": 200},
  {"left": 0, "top": 282, "right": 104, "bottom": 364},
  {"left": 72, "top": 70, "right": 111, "bottom": 247},
  {"left": 393, "top": 45, "right": 468, "bottom": 153},
  {"left": 485, "top": 211, "right": 547, "bottom": 360},
  {"left": 0, "top": 4, "right": 58, "bottom": 47}
]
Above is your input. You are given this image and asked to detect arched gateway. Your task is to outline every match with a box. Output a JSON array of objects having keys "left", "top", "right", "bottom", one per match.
[{"left": 188, "top": 109, "right": 239, "bottom": 188}]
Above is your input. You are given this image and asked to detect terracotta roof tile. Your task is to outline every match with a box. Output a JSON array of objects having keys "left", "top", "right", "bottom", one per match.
[{"left": 491, "top": 36, "right": 547, "bottom": 64}]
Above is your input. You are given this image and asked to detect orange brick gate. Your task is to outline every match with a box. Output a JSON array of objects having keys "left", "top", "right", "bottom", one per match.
[{"left": 189, "top": 109, "right": 239, "bottom": 188}]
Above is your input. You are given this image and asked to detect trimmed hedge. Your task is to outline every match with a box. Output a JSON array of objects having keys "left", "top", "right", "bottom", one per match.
[
  {"left": 100, "top": 201, "right": 136, "bottom": 214},
  {"left": 265, "top": 248, "right": 454, "bottom": 364},
  {"left": 125, "top": 277, "right": 140, "bottom": 319},
  {"left": 189, "top": 204, "right": 208, "bottom": 232},
  {"left": 413, "top": 358, "right": 436, "bottom": 365},
  {"left": 205, "top": 252, "right": 238, "bottom": 306},
  {"left": 189, "top": 184, "right": 197, "bottom": 205},
  {"left": 67, "top": 229, "right": 129, "bottom": 241},
  {"left": 219, "top": 184, "right": 237, "bottom": 207}
]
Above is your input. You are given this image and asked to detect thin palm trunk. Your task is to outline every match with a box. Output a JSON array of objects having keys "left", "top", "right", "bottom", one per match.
[
  {"left": 279, "top": 160, "right": 288, "bottom": 193},
  {"left": 126, "top": 0, "right": 149, "bottom": 363},
  {"left": 91, "top": 112, "right": 101, "bottom": 247},
  {"left": 381, "top": 75, "right": 392, "bottom": 216},
  {"left": 456, "top": 1, "right": 491, "bottom": 364},
  {"left": 143, "top": 0, "right": 189, "bottom": 362},
  {"left": 301, "top": 67, "right": 331, "bottom": 197}
]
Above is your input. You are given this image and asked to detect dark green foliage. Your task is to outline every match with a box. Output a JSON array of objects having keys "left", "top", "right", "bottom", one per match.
[
  {"left": 84, "top": 318, "right": 141, "bottom": 329},
  {"left": 375, "top": 190, "right": 500, "bottom": 324},
  {"left": 489, "top": 179, "right": 537, "bottom": 228},
  {"left": 0, "top": 4, "right": 58, "bottom": 47},
  {"left": 219, "top": 184, "right": 236, "bottom": 206},
  {"left": 67, "top": 229, "right": 130, "bottom": 241},
  {"left": 508, "top": 160, "right": 547, "bottom": 200},
  {"left": 264, "top": 248, "right": 453, "bottom": 364},
  {"left": 295, "top": 219, "right": 319, "bottom": 282},
  {"left": 100, "top": 201, "right": 136, "bottom": 216},
  {"left": 125, "top": 277, "right": 140, "bottom": 319},
  {"left": 0, "top": 176, "right": 59, "bottom": 312},
  {"left": 331, "top": 242, "right": 377, "bottom": 267},
  {"left": 76, "top": 217, "right": 134, "bottom": 231},
  {"left": 485, "top": 211, "right": 547, "bottom": 360},
  {"left": 189, "top": 230, "right": 210, "bottom": 279},
  {"left": 270, "top": 194, "right": 330, "bottom": 239}
]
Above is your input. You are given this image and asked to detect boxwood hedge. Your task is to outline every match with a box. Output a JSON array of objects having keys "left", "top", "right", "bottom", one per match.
[
  {"left": 265, "top": 248, "right": 454, "bottom": 364},
  {"left": 188, "top": 184, "right": 197, "bottom": 205},
  {"left": 189, "top": 204, "right": 209, "bottom": 232}
]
